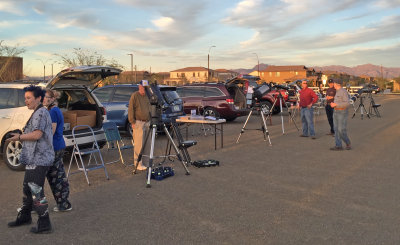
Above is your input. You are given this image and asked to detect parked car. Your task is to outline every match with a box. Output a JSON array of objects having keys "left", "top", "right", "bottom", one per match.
[
  {"left": 0, "top": 66, "right": 121, "bottom": 171},
  {"left": 93, "top": 84, "right": 184, "bottom": 136},
  {"left": 176, "top": 81, "right": 249, "bottom": 121}
]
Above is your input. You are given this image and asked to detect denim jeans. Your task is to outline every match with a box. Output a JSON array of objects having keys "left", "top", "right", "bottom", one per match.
[
  {"left": 333, "top": 109, "right": 351, "bottom": 147},
  {"left": 300, "top": 107, "right": 315, "bottom": 136}
]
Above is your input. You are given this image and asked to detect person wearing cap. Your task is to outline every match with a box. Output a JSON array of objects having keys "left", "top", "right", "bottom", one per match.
[
  {"left": 298, "top": 80, "right": 319, "bottom": 139},
  {"left": 128, "top": 80, "right": 151, "bottom": 170},
  {"left": 325, "top": 79, "right": 336, "bottom": 135},
  {"left": 330, "top": 78, "right": 351, "bottom": 150}
]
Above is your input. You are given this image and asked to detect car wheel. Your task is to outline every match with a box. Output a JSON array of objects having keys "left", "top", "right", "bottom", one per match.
[
  {"left": 203, "top": 107, "right": 220, "bottom": 119},
  {"left": 260, "top": 101, "right": 273, "bottom": 115},
  {"left": 3, "top": 140, "right": 25, "bottom": 171},
  {"left": 126, "top": 122, "right": 133, "bottom": 137}
]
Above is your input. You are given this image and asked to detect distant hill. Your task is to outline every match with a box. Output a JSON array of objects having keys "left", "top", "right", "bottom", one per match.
[
  {"left": 233, "top": 63, "right": 400, "bottom": 79},
  {"left": 233, "top": 63, "right": 268, "bottom": 75},
  {"left": 313, "top": 64, "right": 400, "bottom": 79}
]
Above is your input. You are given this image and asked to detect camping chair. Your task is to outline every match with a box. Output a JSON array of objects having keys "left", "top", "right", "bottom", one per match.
[
  {"left": 67, "top": 125, "right": 109, "bottom": 185},
  {"left": 103, "top": 121, "right": 134, "bottom": 166}
]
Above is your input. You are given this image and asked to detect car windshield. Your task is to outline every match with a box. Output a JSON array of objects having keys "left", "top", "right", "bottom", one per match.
[{"left": 161, "top": 90, "right": 180, "bottom": 104}]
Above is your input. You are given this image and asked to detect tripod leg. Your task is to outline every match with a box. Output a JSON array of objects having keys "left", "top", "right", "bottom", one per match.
[
  {"left": 146, "top": 126, "right": 157, "bottom": 188},
  {"left": 236, "top": 110, "right": 253, "bottom": 143},
  {"left": 132, "top": 124, "right": 153, "bottom": 175},
  {"left": 279, "top": 96, "right": 285, "bottom": 134},
  {"left": 281, "top": 96, "right": 299, "bottom": 131},
  {"left": 266, "top": 96, "right": 279, "bottom": 124},
  {"left": 352, "top": 104, "right": 361, "bottom": 118},
  {"left": 260, "top": 111, "right": 272, "bottom": 146},
  {"left": 163, "top": 124, "right": 190, "bottom": 175}
]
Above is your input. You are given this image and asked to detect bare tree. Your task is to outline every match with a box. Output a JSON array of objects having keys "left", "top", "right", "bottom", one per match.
[{"left": 54, "top": 48, "right": 124, "bottom": 69}]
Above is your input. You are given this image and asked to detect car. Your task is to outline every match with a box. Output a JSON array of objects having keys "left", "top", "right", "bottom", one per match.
[
  {"left": 176, "top": 81, "right": 249, "bottom": 121},
  {"left": 0, "top": 65, "right": 121, "bottom": 171},
  {"left": 93, "top": 84, "right": 184, "bottom": 136}
]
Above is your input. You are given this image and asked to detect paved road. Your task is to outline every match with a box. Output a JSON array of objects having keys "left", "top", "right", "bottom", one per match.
[{"left": 1, "top": 94, "right": 399, "bottom": 244}]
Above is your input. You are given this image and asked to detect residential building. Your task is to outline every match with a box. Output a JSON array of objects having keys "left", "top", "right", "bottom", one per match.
[
  {"left": 260, "top": 65, "right": 316, "bottom": 84},
  {"left": 215, "top": 69, "right": 239, "bottom": 81},
  {"left": 0, "top": 56, "right": 23, "bottom": 82},
  {"left": 169, "top": 66, "right": 217, "bottom": 84}
]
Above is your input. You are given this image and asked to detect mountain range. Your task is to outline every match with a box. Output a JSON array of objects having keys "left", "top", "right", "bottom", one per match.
[{"left": 233, "top": 64, "right": 400, "bottom": 79}]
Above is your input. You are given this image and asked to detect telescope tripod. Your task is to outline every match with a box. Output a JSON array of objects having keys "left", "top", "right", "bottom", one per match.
[
  {"left": 236, "top": 106, "right": 272, "bottom": 146},
  {"left": 267, "top": 92, "right": 299, "bottom": 134},
  {"left": 132, "top": 121, "right": 190, "bottom": 188},
  {"left": 352, "top": 95, "right": 370, "bottom": 119},
  {"left": 367, "top": 93, "right": 381, "bottom": 117}
]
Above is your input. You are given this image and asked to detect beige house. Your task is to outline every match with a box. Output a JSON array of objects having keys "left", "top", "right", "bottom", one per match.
[
  {"left": 169, "top": 66, "right": 217, "bottom": 83},
  {"left": 215, "top": 69, "right": 239, "bottom": 81}
]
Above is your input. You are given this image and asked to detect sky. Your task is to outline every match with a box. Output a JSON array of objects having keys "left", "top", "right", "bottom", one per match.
[{"left": 1, "top": 0, "right": 400, "bottom": 76}]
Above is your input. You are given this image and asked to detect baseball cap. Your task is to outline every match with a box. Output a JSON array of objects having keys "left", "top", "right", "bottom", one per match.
[
  {"left": 332, "top": 78, "right": 343, "bottom": 85},
  {"left": 139, "top": 80, "right": 149, "bottom": 86}
]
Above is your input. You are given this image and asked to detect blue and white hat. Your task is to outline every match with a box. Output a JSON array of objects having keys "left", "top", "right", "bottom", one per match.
[{"left": 139, "top": 80, "right": 149, "bottom": 86}]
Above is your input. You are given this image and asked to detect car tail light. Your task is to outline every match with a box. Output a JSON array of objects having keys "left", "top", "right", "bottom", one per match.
[
  {"left": 101, "top": 107, "right": 106, "bottom": 115},
  {"left": 226, "top": 98, "right": 234, "bottom": 104}
]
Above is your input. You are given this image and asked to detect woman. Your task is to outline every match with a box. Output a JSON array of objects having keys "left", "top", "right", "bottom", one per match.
[
  {"left": 43, "top": 89, "right": 72, "bottom": 212},
  {"left": 7, "top": 85, "right": 54, "bottom": 234}
]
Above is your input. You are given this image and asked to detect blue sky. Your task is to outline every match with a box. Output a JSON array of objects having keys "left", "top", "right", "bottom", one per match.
[{"left": 1, "top": 0, "right": 400, "bottom": 76}]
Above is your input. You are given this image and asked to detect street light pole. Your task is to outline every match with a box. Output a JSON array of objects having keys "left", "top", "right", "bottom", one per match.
[
  {"left": 36, "top": 58, "right": 51, "bottom": 82},
  {"left": 208, "top": 45, "right": 216, "bottom": 82},
  {"left": 127, "top": 53, "right": 133, "bottom": 82},
  {"left": 252, "top": 53, "right": 259, "bottom": 77}
]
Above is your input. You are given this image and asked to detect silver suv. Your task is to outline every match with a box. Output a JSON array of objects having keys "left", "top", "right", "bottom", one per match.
[{"left": 1, "top": 66, "right": 121, "bottom": 171}]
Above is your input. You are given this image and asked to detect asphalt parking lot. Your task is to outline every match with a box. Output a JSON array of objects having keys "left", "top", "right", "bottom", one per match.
[{"left": 1, "top": 94, "right": 400, "bottom": 244}]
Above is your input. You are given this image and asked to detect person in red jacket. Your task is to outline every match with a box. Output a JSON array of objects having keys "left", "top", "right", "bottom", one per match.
[{"left": 297, "top": 80, "right": 319, "bottom": 139}]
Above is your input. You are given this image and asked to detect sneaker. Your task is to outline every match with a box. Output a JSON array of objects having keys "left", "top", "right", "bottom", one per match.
[
  {"left": 345, "top": 145, "right": 352, "bottom": 150},
  {"left": 326, "top": 132, "right": 334, "bottom": 136},
  {"left": 53, "top": 206, "right": 72, "bottom": 212},
  {"left": 17, "top": 208, "right": 34, "bottom": 213},
  {"left": 136, "top": 165, "right": 147, "bottom": 171},
  {"left": 299, "top": 134, "right": 308, "bottom": 137},
  {"left": 330, "top": 146, "right": 343, "bottom": 151},
  {"left": 311, "top": 136, "right": 316, "bottom": 139}
]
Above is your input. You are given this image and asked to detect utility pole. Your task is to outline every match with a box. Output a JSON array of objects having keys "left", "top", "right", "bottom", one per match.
[
  {"left": 127, "top": 53, "right": 133, "bottom": 82},
  {"left": 252, "top": 53, "right": 259, "bottom": 77},
  {"left": 36, "top": 58, "right": 51, "bottom": 82},
  {"left": 135, "top": 65, "right": 137, "bottom": 83},
  {"left": 208, "top": 45, "right": 216, "bottom": 82}
]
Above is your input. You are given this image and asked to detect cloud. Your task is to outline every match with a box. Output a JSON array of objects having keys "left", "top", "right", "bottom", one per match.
[
  {"left": 113, "top": 0, "right": 212, "bottom": 47},
  {"left": 0, "top": 0, "right": 25, "bottom": 15}
]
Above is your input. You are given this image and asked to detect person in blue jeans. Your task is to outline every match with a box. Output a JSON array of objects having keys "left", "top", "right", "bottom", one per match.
[
  {"left": 330, "top": 78, "right": 351, "bottom": 150},
  {"left": 43, "top": 89, "right": 72, "bottom": 211},
  {"left": 297, "top": 80, "right": 319, "bottom": 139}
]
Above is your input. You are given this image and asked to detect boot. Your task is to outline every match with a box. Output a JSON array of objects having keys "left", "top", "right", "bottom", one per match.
[
  {"left": 8, "top": 209, "right": 32, "bottom": 227},
  {"left": 30, "top": 214, "right": 52, "bottom": 234}
]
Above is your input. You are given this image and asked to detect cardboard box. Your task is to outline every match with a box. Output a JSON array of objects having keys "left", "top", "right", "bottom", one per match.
[{"left": 63, "top": 110, "right": 96, "bottom": 129}]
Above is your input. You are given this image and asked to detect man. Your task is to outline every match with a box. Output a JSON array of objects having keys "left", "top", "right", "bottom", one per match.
[
  {"left": 128, "top": 80, "right": 151, "bottom": 170},
  {"left": 330, "top": 78, "right": 351, "bottom": 150},
  {"left": 325, "top": 79, "right": 336, "bottom": 135},
  {"left": 298, "top": 80, "right": 319, "bottom": 139}
]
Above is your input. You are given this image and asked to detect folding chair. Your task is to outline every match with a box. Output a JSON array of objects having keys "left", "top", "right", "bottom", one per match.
[
  {"left": 103, "top": 122, "right": 134, "bottom": 166},
  {"left": 67, "top": 125, "right": 109, "bottom": 185}
]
